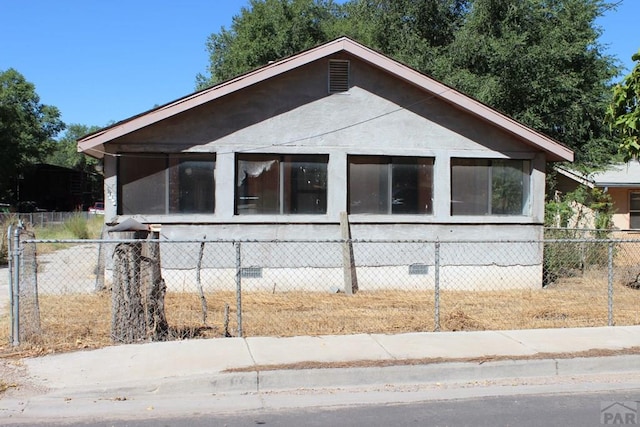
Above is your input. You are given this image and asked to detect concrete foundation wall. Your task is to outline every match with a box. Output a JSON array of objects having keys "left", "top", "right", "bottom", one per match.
[
  {"left": 99, "top": 230, "right": 544, "bottom": 291},
  {"left": 100, "top": 263, "right": 542, "bottom": 293}
]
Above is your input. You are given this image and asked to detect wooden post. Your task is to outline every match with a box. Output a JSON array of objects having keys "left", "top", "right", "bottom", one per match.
[
  {"left": 196, "top": 238, "right": 208, "bottom": 325},
  {"left": 94, "top": 224, "right": 106, "bottom": 292},
  {"left": 340, "top": 212, "right": 358, "bottom": 294}
]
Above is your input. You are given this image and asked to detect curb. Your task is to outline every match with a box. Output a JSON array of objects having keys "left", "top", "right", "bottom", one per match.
[
  {"left": 257, "top": 354, "right": 640, "bottom": 392},
  {"left": 38, "top": 354, "right": 640, "bottom": 399}
]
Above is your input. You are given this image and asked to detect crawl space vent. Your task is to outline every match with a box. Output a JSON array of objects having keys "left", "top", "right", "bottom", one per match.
[
  {"left": 241, "top": 267, "right": 263, "bottom": 278},
  {"left": 408, "top": 264, "right": 429, "bottom": 275}
]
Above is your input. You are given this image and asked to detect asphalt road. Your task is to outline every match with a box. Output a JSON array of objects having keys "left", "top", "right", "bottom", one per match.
[{"left": 10, "top": 388, "right": 640, "bottom": 427}]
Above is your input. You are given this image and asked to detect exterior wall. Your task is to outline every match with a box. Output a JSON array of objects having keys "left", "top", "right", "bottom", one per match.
[
  {"left": 608, "top": 187, "right": 631, "bottom": 230},
  {"left": 138, "top": 264, "right": 541, "bottom": 292}
]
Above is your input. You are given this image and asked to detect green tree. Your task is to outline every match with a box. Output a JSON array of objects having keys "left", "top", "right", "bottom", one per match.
[
  {"left": 198, "top": 0, "right": 620, "bottom": 167},
  {"left": 606, "top": 50, "right": 640, "bottom": 161},
  {"left": 196, "top": 0, "right": 343, "bottom": 88},
  {"left": 338, "top": 0, "right": 469, "bottom": 74},
  {"left": 433, "top": 0, "right": 619, "bottom": 166},
  {"left": 45, "top": 124, "right": 103, "bottom": 208},
  {"left": 46, "top": 123, "right": 101, "bottom": 170},
  {"left": 0, "top": 68, "right": 65, "bottom": 202}
]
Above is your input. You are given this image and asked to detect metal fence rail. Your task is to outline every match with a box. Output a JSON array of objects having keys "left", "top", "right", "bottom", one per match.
[{"left": 4, "top": 232, "right": 640, "bottom": 349}]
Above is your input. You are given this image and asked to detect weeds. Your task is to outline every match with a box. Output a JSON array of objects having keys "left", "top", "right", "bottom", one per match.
[
  {"left": 64, "top": 214, "right": 90, "bottom": 239},
  {"left": 31, "top": 215, "right": 104, "bottom": 240}
]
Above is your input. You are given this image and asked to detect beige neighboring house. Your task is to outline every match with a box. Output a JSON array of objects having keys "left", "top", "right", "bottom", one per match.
[{"left": 556, "top": 161, "right": 640, "bottom": 232}]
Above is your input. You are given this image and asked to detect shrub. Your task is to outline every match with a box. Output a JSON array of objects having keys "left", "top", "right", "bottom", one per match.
[{"left": 543, "top": 184, "right": 616, "bottom": 286}]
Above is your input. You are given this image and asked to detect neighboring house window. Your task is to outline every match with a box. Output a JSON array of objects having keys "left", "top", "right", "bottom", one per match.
[
  {"left": 348, "top": 156, "right": 434, "bottom": 214},
  {"left": 451, "top": 158, "right": 530, "bottom": 215},
  {"left": 119, "top": 154, "right": 215, "bottom": 215},
  {"left": 235, "top": 154, "right": 328, "bottom": 214},
  {"left": 630, "top": 192, "right": 640, "bottom": 229}
]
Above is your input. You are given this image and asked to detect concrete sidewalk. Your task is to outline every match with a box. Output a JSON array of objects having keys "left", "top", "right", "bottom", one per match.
[
  {"left": 19, "top": 326, "right": 640, "bottom": 394},
  {"left": 2, "top": 326, "right": 640, "bottom": 422}
]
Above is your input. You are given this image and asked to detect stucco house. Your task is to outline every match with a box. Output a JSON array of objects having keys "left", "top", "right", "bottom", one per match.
[
  {"left": 556, "top": 162, "right": 640, "bottom": 233},
  {"left": 78, "top": 37, "right": 573, "bottom": 290}
]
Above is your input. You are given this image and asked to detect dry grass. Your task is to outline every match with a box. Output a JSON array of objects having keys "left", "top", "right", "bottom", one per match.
[{"left": 1, "top": 268, "right": 639, "bottom": 358}]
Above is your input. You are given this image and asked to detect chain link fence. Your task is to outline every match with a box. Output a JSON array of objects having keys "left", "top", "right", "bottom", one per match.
[
  {"left": 3, "top": 229, "right": 640, "bottom": 351},
  {"left": 0, "top": 211, "right": 95, "bottom": 228}
]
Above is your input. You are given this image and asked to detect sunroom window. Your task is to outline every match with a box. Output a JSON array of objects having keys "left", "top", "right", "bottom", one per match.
[
  {"left": 451, "top": 158, "right": 530, "bottom": 215},
  {"left": 235, "top": 154, "right": 328, "bottom": 215},
  {"left": 348, "top": 156, "right": 434, "bottom": 214},
  {"left": 118, "top": 154, "right": 215, "bottom": 215}
]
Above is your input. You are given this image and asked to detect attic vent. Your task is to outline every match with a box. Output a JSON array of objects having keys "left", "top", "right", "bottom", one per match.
[{"left": 328, "top": 60, "right": 350, "bottom": 93}]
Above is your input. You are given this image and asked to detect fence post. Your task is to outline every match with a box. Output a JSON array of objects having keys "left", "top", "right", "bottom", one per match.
[
  {"left": 608, "top": 242, "right": 614, "bottom": 327},
  {"left": 7, "top": 224, "right": 12, "bottom": 345},
  {"left": 11, "top": 225, "right": 21, "bottom": 346},
  {"left": 434, "top": 241, "right": 440, "bottom": 332},
  {"left": 235, "top": 242, "right": 243, "bottom": 337},
  {"left": 340, "top": 212, "right": 358, "bottom": 294},
  {"left": 94, "top": 224, "right": 106, "bottom": 292}
]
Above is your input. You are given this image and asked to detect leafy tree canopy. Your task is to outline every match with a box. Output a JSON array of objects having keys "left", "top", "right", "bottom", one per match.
[
  {"left": 46, "top": 123, "right": 101, "bottom": 171},
  {"left": 434, "top": 0, "right": 620, "bottom": 166},
  {"left": 196, "top": 0, "right": 343, "bottom": 87},
  {"left": 337, "top": 0, "right": 469, "bottom": 74},
  {"left": 0, "top": 68, "right": 65, "bottom": 202},
  {"left": 198, "top": 0, "right": 621, "bottom": 167},
  {"left": 606, "top": 50, "right": 640, "bottom": 162}
]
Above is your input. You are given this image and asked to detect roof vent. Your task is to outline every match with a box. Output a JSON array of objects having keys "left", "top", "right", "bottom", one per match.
[{"left": 328, "top": 60, "right": 349, "bottom": 93}]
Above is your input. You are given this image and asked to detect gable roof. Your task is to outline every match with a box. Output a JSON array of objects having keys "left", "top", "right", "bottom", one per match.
[{"left": 78, "top": 37, "right": 573, "bottom": 162}]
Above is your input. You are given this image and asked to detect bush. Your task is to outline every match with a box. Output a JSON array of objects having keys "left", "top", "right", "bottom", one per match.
[{"left": 543, "top": 228, "right": 614, "bottom": 286}]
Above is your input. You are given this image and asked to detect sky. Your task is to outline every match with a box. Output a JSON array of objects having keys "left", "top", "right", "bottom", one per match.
[{"left": 1, "top": 0, "right": 638, "bottom": 134}]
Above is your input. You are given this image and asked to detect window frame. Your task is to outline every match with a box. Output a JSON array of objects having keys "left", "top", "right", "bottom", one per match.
[
  {"left": 117, "top": 153, "right": 216, "bottom": 215},
  {"left": 450, "top": 158, "right": 531, "bottom": 216},
  {"left": 235, "top": 153, "right": 329, "bottom": 215},
  {"left": 347, "top": 155, "right": 434, "bottom": 215}
]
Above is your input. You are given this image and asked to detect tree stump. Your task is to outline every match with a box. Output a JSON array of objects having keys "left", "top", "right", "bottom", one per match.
[{"left": 111, "top": 230, "right": 168, "bottom": 343}]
